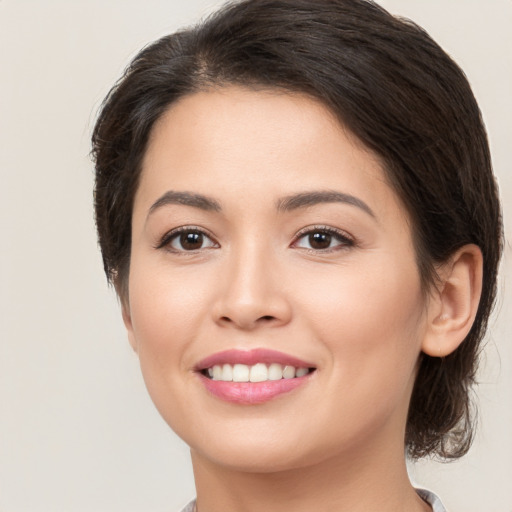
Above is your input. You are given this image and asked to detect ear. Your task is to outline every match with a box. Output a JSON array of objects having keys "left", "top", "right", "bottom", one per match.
[
  {"left": 422, "top": 244, "right": 483, "bottom": 357},
  {"left": 121, "top": 301, "right": 139, "bottom": 354}
]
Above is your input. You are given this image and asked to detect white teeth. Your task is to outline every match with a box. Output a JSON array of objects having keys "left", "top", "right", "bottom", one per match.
[
  {"left": 212, "top": 365, "right": 223, "bottom": 380},
  {"left": 222, "top": 363, "right": 233, "bottom": 381},
  {"left": 268, "top": 363, "right": 283, "bottom": 380},
  {"left": 206, "top": 363, "right": 311, "bottom": 382},
  {"left": 249, "top": 363, "right": 268, "bottom": 382},
  {"left": 296, "top": 367, "right": 309, "bottom": 377},
  {"left": 282, "top": 365, "right": 295, "bottom": 379},
  {"left": 233, "top": 364, "right": 250, "bottom": 382}
]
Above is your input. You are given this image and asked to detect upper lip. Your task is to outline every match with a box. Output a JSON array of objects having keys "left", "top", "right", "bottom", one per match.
[{"left": 195, "top": 348, "right": 315, "bottom": 371}]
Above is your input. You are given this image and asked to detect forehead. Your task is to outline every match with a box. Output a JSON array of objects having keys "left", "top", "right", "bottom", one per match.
[{"left": 135, "top": 86, "right": 406, "bottom": 228}]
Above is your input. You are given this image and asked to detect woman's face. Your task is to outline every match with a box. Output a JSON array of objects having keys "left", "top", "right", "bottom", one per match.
[{"left": 125, "top": 86, "right": 430, "bottom": 472}]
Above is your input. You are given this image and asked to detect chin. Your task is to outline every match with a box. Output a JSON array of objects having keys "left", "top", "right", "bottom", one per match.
[{"left": 191, "top": 439, "right": 318, "bottom": 474}]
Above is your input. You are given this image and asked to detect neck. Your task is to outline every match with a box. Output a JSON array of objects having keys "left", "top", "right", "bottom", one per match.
[{"left": 190, "top": 431, "right": 430, "bottom": 512}]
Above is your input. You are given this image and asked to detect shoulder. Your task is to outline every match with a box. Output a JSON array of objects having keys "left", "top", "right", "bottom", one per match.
[
  {"left": 177, "top": 499, "right": 196, "bottom": 512},
  {"left": 416, "top": 488, "right": 448, "bottom": 512}
]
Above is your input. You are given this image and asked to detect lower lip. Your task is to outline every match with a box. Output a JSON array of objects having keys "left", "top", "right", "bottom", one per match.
[{"left": 199, "top": 374, "right": 311, "bottom": 404}]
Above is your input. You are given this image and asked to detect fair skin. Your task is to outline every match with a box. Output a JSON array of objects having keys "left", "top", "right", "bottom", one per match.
[{"left": 122, "top": 86, "right": 482, "bottom": 512}]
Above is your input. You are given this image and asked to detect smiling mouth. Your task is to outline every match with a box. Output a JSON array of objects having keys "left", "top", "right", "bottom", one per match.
[
  {"left": 201, "top": 363, "right": 315, "bottom": 382},
  {"left": 195, "top": 349, "right": 317, "bottom": 403}
]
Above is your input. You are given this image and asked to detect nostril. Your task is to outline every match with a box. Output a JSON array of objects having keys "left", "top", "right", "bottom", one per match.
[
  {"left": 215, "top": 302, "right": 290, "bottom": 328},
  {"left": 220, "top": 315, "right": 275, "bottom": 322}
]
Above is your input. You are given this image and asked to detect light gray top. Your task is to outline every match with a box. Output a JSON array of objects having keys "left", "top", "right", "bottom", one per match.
[
  {"left": 178, "top": 488, "right": 447, "bottom": 512},
  {"left": 416, "top": 488, "right": 448, "bottom": 512},
  {"left": 179, "top": 500, "right": 196, "bottom": 512}
]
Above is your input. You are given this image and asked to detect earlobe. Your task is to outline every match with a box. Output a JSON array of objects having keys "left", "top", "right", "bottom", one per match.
[
  {"left": 121, "top": 303, "right": 139, "bottom": 354},
  {"left": 422, "top": 244, "right": 483, "bottom": 357}
]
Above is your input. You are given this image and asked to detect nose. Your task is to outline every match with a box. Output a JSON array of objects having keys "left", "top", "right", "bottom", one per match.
[{"left": 212, "top": 243, "right": 292, "bottom": 330}]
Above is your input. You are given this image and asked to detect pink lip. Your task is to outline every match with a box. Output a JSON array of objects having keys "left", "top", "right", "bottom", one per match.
[
  {"left": 195, "top": 348, "right": 314, "bottom": 370},
  {"left": 194, "top": 349, "right": 316, "bottom": 405},
  {"left": 199, "top": 375, "right": 311, "bottom": 404}
]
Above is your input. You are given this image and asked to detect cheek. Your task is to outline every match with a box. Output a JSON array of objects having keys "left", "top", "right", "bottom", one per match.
[
  {"left": 125, "top": 261, "right": 214, "bottom": 430},
  {"left": 129, "top": 253, "right": 210, "bottom": 335},
  {"left": 296, "top": 265, "right": 426, "bottom": 453},
  {"left": 298, "top": 256, "right": 426, "bottom": 393},
  {"left": 126, "top": 256, "right": 214, "bottom": 381}
]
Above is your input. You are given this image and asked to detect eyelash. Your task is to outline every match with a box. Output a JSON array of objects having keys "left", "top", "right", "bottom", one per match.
[
  {"left": 155, "top": 225, "right": 355, "bottom": 254},
  {"left": 155, "top": 226, "right": 218, "bottom": 253},
  {"left": 292, "top": 225, "right": 355, "bottom": 253}
]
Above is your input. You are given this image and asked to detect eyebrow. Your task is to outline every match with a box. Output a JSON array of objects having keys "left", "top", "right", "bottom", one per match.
[
  {"left": 277, "top": 190, "right": 375, "bottom": 218},
  {"left": 148, "top": 189, "right": 375, "bottom": 219},
  {"left": 149, "top": 191, "right": 221, "bottom": 214}
]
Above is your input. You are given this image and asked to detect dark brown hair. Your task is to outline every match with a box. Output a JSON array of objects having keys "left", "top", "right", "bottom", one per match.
[{"left": 91, "top": 0, "right": 502, "bottom": 459}]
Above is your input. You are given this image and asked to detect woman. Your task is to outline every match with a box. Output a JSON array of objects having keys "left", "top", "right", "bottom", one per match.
[{"left": 91, "top": 1, "right": 503, "bottom": 510}]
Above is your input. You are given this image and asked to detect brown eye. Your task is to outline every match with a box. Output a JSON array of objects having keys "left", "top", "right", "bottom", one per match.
[
  {"left": 308, "top": 232, "right": 332, "bottom": 250},
  {"left": 294, "top": 227, "right": 354, "bottom": 252},
  {"left": 166, "top": 229, "right": 217, "bottom": 251},
  {"left": 180, "top": 232, "right": 203, "bottom": 250}
]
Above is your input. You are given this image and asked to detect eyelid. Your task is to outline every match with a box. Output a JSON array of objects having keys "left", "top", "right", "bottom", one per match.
[
  {"left": 154, "top": 224, "right": 354, "bottom": 253},
  {"left": 291, "top": 225, "right": 355, "bottom": 251},
  {"left": 155, "top": 225, "right": 219, "bottom": 252}
]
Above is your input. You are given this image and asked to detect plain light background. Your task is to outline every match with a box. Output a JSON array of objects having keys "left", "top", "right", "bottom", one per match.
[{"left": 0, "top": 1, "right": 510, "bottom": 511}]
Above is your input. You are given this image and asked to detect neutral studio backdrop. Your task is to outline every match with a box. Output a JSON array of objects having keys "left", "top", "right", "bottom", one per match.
[{"left": 0, "top": 1, "right": 510, "bottom": 511}]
